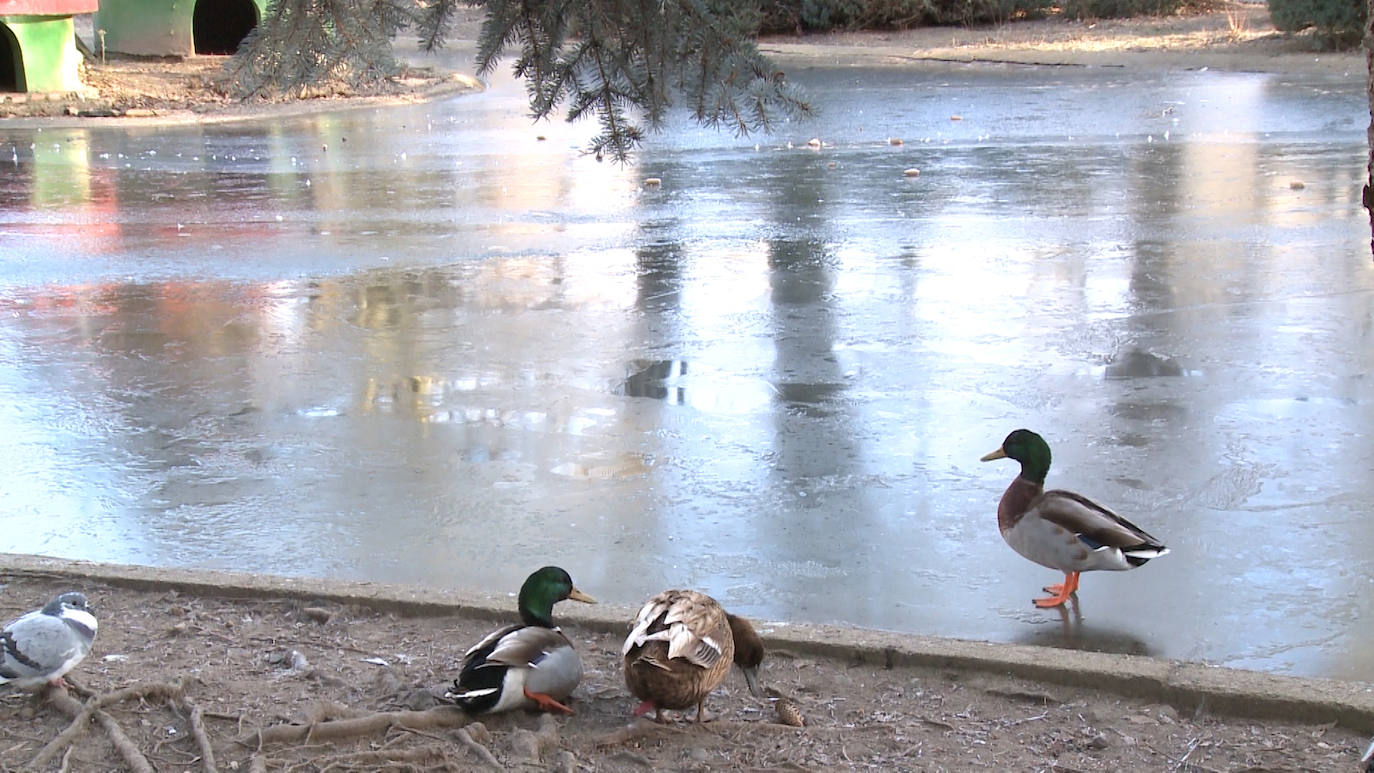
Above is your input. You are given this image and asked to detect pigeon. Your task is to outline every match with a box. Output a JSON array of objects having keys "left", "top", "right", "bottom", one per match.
[{"left": 0, "top": 591, "right": 98, "bottom": 690}]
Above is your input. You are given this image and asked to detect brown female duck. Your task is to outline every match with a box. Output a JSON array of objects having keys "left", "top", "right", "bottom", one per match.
[{"left": 622, "top": 589, "right": 765, "bottom": 722}]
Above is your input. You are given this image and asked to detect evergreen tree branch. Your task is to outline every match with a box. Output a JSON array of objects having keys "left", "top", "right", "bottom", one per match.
[{"left": 228, "top": 0, "right": 810, "bottom": 157}]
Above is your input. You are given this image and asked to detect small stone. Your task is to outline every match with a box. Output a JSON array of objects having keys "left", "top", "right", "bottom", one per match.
[
  {"left": 806, "top": 137, "right": 821, "bottom": 148},
  {"left": 903, "top": 168, "right": 921, "bottom": 177},
  {"left": 643, "top": 177, "right": 661, "bottom": 186},
  {"left": 465, "top": 721, "right": 492, "bottom": 745},
  {"left": 553, "top": 751, "right": 578, "bottom": 773},
  {"left": 510, "top": 728, "right": 542, "bottom": 761},
  {"left": 1087, "top": 732, "right": 1110, "bottom": 750},
  {"left": 301, "top": 606, "right": 332, "bottom": 623},
  {"left": 889, "top": 137, "right": 904, "bottom": 145},
  {"left": 1290, "top": 180, "right": 1306, "bottom": 189}
]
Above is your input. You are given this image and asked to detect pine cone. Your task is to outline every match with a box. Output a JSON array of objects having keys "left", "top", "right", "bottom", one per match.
[{"left": 773, "top": 695, "right": 805, "bottom": 727}]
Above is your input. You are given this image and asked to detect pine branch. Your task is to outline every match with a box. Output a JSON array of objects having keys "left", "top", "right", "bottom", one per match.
[{"left": 228, "top": 0, "right": 811, "bottom": 158}]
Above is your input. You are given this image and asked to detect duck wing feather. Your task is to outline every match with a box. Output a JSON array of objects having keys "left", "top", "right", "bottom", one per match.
[
  {"left": 1035, "top": 489, "right": 1168, "bottom": 553},
  {"left": 622, "top": 590, "right": 729, "bottom": 669},
  {"left": 482, "top": 625, "right": 573, "bottom": 669}
]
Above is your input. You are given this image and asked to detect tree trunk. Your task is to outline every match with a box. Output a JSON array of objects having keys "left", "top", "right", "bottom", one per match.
[{"left": 1366, "top": 0, "right": 1374, "bottom": 255}]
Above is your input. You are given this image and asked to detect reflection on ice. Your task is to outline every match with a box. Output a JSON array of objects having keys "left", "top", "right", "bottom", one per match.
[{"left": 1, "top": 61, "right": 1372, "bottom": 682}]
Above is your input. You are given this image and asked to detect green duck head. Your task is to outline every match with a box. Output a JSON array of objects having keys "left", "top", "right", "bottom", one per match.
[
  {"left": 980, "top": 428, "right": 1052, "bottom": 484},
  {"left": 518, "top": 566, "right": 596, "bottom": 627}
]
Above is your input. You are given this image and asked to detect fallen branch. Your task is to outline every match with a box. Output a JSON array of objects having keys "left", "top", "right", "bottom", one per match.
[{"left": 239, "top": 706, "right": 470, "bottom": 747}]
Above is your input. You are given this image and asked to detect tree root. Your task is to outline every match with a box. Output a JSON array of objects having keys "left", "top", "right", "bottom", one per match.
[
  {"left": 454, "top": 725, "right": 501, "bottom": 769},
  {"left": 288, "top": 744, "right": 449, "bottom": 772},
  {"left": 510, "top": 712, "right": 559, "bottom": 762},
  {"left": 94, "top": 707, "right": 155, "bottom": 773},
  {"left": 182, "top": 696, "right": 219, "bottom": 773},
  {"left": 29, "top": 682, "right": 184, "bottom": 770},
  {"left": 239, "top": 706, "right": 471, "bottom": 747},
  {"left": 594, "top": 720, "right": 690, "bottom": 747}
]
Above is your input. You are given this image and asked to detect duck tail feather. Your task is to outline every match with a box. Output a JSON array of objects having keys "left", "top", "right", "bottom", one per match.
[{"left": 1122, "top": 544, "right": 1169, "bottom": 566}]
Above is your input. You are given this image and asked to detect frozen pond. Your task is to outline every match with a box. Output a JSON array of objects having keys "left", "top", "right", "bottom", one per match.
[{"left": 2, "top": 55, "right": 1372, "bottom": 681}]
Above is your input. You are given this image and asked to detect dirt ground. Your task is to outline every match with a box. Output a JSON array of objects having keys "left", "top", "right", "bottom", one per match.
[
  {"left": 0, "top": 572, "right": 1368, "bottom": 772},
  {"left": 0, "top": 3, "right": 1363, "bottom": 123},
  {"left": 0, "top": 58, "right": 479, "bottom": 122},
  {"left": 764, "top": 1, "right": 1364, "bottom": 71}
]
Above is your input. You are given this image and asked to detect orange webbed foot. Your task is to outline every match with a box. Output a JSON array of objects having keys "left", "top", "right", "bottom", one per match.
[
  {"left": 1034, "top": 572, "right": 1079, "bottom": 607},
  {"left": 523, "top": 687, "right": 574, "bottom": 715}
]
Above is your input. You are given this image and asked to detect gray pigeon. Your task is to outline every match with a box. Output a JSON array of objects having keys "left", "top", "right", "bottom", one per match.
[{"left": 0, "top": 592, "right": 98, "bottom": 690}]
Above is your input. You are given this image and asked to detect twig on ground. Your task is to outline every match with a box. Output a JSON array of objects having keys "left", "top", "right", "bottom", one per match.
[
  {"left": 1172, "top": 737, "right": 1201, "bottom": 771},
  {"left": 1005, "top": 711, "right": 1049, "bottom": 727}
]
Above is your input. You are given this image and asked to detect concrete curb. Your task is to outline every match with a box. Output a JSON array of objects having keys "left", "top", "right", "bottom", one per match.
[{"left": 4, "top": 553, "right": 1372, "bottom": 731}]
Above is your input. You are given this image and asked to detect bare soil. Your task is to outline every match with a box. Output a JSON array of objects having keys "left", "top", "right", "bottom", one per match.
[
  {"left": 764, "top": 1, "right": 1361, "bottom": 72},
  {"left": 0, "top": 58, "right": 478, "bottom": 122},
  {"left": 0, "top": 573, "right": 1368, "bottom": 772}
]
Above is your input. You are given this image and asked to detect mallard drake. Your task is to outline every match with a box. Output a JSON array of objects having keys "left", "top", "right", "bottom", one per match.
[
  {"left": 622, "top": 589, "right": 765, "bottom": 723},
  {"left": 981, "top": 429, "right": 1169, "bottom": 608},
  {"left": 1, "top": 592, "right": 97, "bottom": 690},
  {"left": 444, "top": 566, "right": 595, "bottom": 714}
]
